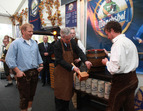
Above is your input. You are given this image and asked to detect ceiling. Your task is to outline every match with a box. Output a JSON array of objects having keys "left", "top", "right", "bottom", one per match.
[
  {"left": 0, "top": 0, "right": 61, "bottom": 35},
  {"left": 0, "top": 0, "right": 27, "bottom": 17}
]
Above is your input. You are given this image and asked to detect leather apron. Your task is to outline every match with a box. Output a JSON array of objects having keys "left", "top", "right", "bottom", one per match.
[{"left": 54, "top": 40, "right": 74, "bottom": 101}]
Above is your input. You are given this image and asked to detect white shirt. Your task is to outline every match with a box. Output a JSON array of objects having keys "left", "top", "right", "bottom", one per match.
[
  {"left": 106, "top": 34, "right": 139, "bottom": 75},
  {"left": 77, "top": 40, "right": 86, "bottom": 54},
  {"left": 44, "top": 42, "right": 48, "bottom": 48},
  {"left": 72, "top": 37, "right": 85, "bottom": 53},
  {"left": 25, "top": 40, "right": 31, "bottom": 46}
]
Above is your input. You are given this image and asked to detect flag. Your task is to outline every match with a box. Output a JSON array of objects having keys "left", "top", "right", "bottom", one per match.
[{"left": 28, "top": 0, "right": 41, "bottom": 31}]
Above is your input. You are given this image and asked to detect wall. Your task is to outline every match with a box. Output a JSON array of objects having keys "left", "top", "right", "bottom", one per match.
[
  {"left": 0, "top": 16, "right": 14, "bottom": 37},
  {"left": 80, "top": 0, "right": 86, "bottom": 48},
  {"left": 0, "top": 16, "right": 11, "bottom": 24}
]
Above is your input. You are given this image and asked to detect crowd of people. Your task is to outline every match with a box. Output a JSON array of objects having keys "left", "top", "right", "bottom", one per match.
[{"left": 0, "top": 21, "right": 139, "bottom": 111}]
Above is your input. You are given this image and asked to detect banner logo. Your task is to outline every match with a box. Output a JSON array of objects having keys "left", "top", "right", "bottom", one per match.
[
  {"left": 90, "top": 0, "right": 133, "bottom": 37},
  {"left": 68, "top": 3, "right": 74, "bottom": 11},
  {"left": 31, "top": 0, "right": 39, "bottom": 17}
]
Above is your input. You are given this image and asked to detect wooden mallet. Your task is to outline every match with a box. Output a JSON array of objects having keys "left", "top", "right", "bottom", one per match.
[{"left": 71, "top": 63, "right": 89, "bottom": 81}]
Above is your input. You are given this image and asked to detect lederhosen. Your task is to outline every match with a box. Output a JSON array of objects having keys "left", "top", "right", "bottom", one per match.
[
  {"left": 2, "top": 48, "right": 10, "bottom": 76},
  {"left": 54, "top": 40, "right": 74, "bottom": 101},
  {"left": 3, "top": 62, "right": 9, "bottom": 76},
  {"left": 17, "top": 69, "right": 39, "bottom": 109},
  {"left": 106, "top": 71, "right": 138, "bottom": 111}
]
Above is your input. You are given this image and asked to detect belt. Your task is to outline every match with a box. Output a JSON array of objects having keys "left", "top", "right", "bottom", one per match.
[
  {"left": 126, "top": 70, "right": 136, "bottom": 74},
  {"left": 113, "top": 70, "right": 136, "bottom": 77},
  {"left": 130, "top": 70, "right": 136, "bottom": 73},
  {"left": 24, "top": 68, "right": 37, "bottom": 73}
]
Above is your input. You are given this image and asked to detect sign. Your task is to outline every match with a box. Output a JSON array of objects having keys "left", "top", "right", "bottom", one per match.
[
  {"left": 65, "top": 1, "right": 77, "bottom": 27},
  {"left": 29, "top": 0, "right": 41, "bottom": 31},
  {"left": 86, "top": 0, "right": 143, "bottom": 74}
]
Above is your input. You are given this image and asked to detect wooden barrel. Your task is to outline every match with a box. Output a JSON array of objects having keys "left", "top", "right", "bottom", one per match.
[{"left": 86, "top": 49, "right": 106, "bottom": 72}]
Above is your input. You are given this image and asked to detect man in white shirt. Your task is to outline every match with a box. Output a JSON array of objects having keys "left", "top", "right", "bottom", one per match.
[
  {"left": 102, "top": 21, "right": 139, "bottom": 111},
  {"left": 70, "top": 27, "right": 86, "bottom": 109},
  {"left": 70, "top": 28, "right": 85, "bottom": 66}
]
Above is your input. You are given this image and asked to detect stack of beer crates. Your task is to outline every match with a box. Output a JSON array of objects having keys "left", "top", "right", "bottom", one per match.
[{"left": 49, "top": 63, "right": 55, "bottom": 88}]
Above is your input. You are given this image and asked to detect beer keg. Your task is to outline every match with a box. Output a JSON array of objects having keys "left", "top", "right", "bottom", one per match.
[{"left": 86, "top": 49, "right": 106, "bottom": 72}]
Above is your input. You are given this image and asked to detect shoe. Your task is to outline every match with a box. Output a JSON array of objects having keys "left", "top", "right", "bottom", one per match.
[{"left": 5, "top": 83, "right": 13, "bottom": 87}]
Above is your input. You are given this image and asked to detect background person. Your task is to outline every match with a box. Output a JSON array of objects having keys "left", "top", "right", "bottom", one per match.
[
  {"left": 0, "top": 36, "right": 13, "bottom": 87},
  {"left": 70, "top": 27, "right": 86, "bottom": 66},
  {"left": 5, "top": 36, "right": 17, "bottom": 86},
  {"left": 102, "top": 21, "right": 139, "bottom": 111},
  {"left": 54, "top": 27, "right": 92, "bottom": 111},
  {"left": 5, "top": 23, "right": 43, "bottom": 111},
  {"left": 70, "top": 27, "right": 86, "bottom": 109},
  {"left": 51, "top": 35, "right": 59, "bottom": 64},
  {"left": 51, "top": 35, "right": 59, "bottom": 46},
  {"left": 38, "top": 35, "right": 53, "bottom": 86}
]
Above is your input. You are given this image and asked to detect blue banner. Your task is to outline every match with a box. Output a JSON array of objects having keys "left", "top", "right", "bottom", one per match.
[
  {"left": 65, "top": 1, "right": 77, "bottom": 27},
  {"left": 28, "top": 0, "right": 41, "bottom": 31},
  {"left": 86, "top": 0, "right": 143, "bottom": 74},
  {"left": 61, "top": 0, "right": 76, "bottom": 5}
]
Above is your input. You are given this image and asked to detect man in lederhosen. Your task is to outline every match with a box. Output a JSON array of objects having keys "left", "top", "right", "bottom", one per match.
[
  {"left": 6, "top": 23, "right": 43, "bottom": 111},
  {"left": 102, "top": 21, "right": 139, "bottom": 111},
  {"left": 54, "top": 27, "right": 92, "bottom": 111}
]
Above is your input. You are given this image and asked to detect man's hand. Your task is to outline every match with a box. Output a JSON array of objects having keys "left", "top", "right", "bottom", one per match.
[
  {"left": 102, "top": 58, "right": 108, "bottom": 65},
  {"left": 44, "top": 52, "right": 49, "bottom": 56},
  {"left": 14, "top": 67, "right": 26, "bottom": 77},
  {"left": 85, "top": 61, "right": 92, "bottom": 69},
  {"left": 37, "top": 67, "right": 43, "bottom": 72},
  {"left": 0, "top": 59, "right": 5, "bottom": 62},
  {"left": 16, "top": 70, "right": 26, "bottom": 78},
  {"left": 73, "top": 66, "right": 80, "bottom": 74}
]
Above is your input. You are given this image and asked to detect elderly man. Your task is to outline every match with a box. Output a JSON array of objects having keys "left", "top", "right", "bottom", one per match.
[
  {"left": 6, "top": 23, "right": 43, "bottom": 111},
  {"left": 54, "top": 27, "right": 92, "bottom": 111},
  {"left": 38, "top": 35, "right": 53, "bottom": 86},
  {"left": 102, "top": 21, "right": 138, "bottom": 111}
]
